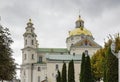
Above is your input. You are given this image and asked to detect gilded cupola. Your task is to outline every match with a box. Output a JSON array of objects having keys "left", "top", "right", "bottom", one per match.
[{"left": 69, "top": 15, "right": 92, "bottom": 36}]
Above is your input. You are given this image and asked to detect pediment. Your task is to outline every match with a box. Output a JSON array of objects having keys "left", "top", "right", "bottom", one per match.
[{"left": 71, "top": 38, "right": 101, "bottom": 48}]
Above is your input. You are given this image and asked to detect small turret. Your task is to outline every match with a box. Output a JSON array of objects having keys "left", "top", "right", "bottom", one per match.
[
  {"left": 75, "top": 15, "right": 84, "bottom": 30},
  {"left": 23, "top": 19, "right": 38, "bottom": 48}
]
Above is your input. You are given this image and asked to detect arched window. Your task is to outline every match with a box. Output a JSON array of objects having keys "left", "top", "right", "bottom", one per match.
[
  {"left": 71, "top": 43, "right": 73, "bottom": 46},
  {"left": 24, "top": 54, "right": 26, "bottom": 60},
  {"left": 38, "top": 67, "right": 41, "bottom": 71},
  {"left": 73, "top": 53, "right": 75, "bottom": 56},
  {"left": 31, "top": 40, "right": 34, "bottom": 45},
  {"left": 25, "top": 40, "right": 27, "bottom": 45},
  {"left": 38, "top": 57, "right": 42, "bottom": 63},
  {"left": 32, "top": 54, "right": 34, "bottom": 59},
  {"left": 85, "top": 50, "right": 88, "bottom": 56},
  {"left": 71, "top": 37, "right": 74, "bottom": 40},
  {"left": 85, "top": 40, "right": 88, "bottom": 46},
  {"left": 24, "top": 70, "right": 26, "bottom": 75},
  {"left": 56, "top": 64, "right": 59, "bottom": 70}
]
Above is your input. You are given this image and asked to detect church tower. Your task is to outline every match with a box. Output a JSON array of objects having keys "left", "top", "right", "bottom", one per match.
[
  {"left": 22, "top": 19, "right": 38, "bottom": 64},
  {"left": 23, "top": 19, "right": 38, "bottom": 49},
  {"left": 21, "top": 19, "right": 39, "bottom": 82},
  {"left": 66, "top": 15, "right": 101, "bottom": 55},
  {"left": 22, "top": 19, "right": 39, "bottom": 64}
]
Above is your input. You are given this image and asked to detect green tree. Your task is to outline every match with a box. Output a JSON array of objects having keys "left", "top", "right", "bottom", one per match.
[
  {"left": 106, "top": 47, "right": 118, "bottom": 82},
  {"left": 80, "top": 53, "right": 85, "bottom": 82},
  {"left": 0, "top": 25, "right": 16, "bottom": 82},
  {"left": 68, "top": 60, "right": 75, "bottom": 82},
  {"left": 80, "top": 53, "right": 94, "bottom": 82},
  {"left": 84, "top": 55, "right": 94, "bottom": 82},
  {"left": 62, "top": 62, "right": 67, "bottom": 82},
  {"left": 57, "top": 70, "right": 61, "bottom": 82}
]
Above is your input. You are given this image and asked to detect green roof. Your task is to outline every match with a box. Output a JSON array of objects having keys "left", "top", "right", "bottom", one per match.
[
  {"left": 46, "top": 54, "right": 82, "bottom": 61},
  {"left": 37, "top": 48, "right": 68, "bottom": 53}
]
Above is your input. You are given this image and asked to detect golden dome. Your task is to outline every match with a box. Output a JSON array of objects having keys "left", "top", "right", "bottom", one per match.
[
  {"left": 69, "top": 27, "right": 92, "bottom": 36},
  {"left": 69, "top": 15, "right": 92, "bottom": 36}
]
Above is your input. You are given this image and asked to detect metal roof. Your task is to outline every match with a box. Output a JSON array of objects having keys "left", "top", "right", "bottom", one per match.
[
  {"left": 45, "top": 54, "right": 82, "bottom": 61},
  {"left": 37, "top": 48, "right": 68, "bottom": 53}
]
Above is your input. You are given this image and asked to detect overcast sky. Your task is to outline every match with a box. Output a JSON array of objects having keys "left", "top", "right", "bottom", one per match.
[{"left": 0, "top": 0, "right": 120, "bottom": 78}]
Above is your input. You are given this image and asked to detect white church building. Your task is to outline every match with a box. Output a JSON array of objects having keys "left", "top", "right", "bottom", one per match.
[{"left": 20, "top": 16, "right": 101, "bottom": 82}]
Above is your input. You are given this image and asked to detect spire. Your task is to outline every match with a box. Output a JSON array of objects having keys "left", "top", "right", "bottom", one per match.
[
  {"left": 78, "top": 15, "right": 81, "bottom": 20},
  {"left": 78, "top": 10, "right": 81, "bottom": 19},
  {"left": 29, "top": 19, "right": 32, "bottom": 23},
  {"left": 27, "top": 18, "right": 33, "bottom": 27}
]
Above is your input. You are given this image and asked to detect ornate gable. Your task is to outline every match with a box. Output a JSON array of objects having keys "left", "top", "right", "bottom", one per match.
[{"left": 71, "top": 38, "right": 101, "bottom": 48}]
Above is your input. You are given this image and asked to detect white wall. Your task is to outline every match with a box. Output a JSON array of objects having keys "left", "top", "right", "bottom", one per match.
[{"left": 47, "top": 61, "right": 81, "bottom": 82}]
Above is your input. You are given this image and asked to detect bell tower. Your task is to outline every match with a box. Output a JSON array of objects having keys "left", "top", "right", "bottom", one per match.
[
  {"left": 23, "top": 19, "right": 38, "bottom": 48},
  {"left": 21, "top": 19, "right": 39, "bottom": 82},
  {"left": 22, "top": 19, "right": 38, "bottom": 64}
]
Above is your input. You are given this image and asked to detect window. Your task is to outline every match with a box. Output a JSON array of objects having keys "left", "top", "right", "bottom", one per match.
[
  {"left": 25, "top": 40, "right": 27, "bottom": 45},
  {"left": 32, "top": 54, "right": 34, "bottom": 59},
  {"left": 31, "top": 40, "right": 34, "bottom": 45},
  {"left": 56, "top": 64, "right": 59, "bottom": 70},
  {"left": 73, "top": 53, "right": 75, "bottom": 56},
  {"left": 38, "top": 57, "right": 42, "bottom": 63},
  {"left": 24, "top": 54, "right": 26, "bottom": 60},
  {"left": 52, "top": 73, "right": 54, "bottom": 76},
  {"left": 71, "top": 43, "right": 73, "bottom": 46},
  {"left": 85, "top": 40, "right": 88, "bottom": 46},
  {"left": 38, "top": 67, "right": 41, "bottom": 71},
  {"left": 85, "top": 50, "right": 88, "bottom": 56},
  {"left": 71, "top": 37, "right": 73, "bottom": 40},
  {"left": 28, "top": 35, "right": 31, "bottom": 38},
  {"left": 38, "top": 76, "right": 40, "bottom": 82},
  {"left": 60, "top": 52, "right": 63, "bottom": 54},
  {"left": 24, "top": 70, "right": 25, "bottom": 75},
  {"left": 81, "top": 35, "right": 84, "bottom": 39},
  {"left": 32, "top": 34, "right": 34, "bottom": 37},
  {"left": 81, "top": 22, "right": 84, "bottom": 27}
]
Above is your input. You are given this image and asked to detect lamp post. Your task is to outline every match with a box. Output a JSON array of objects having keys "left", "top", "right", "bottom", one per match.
[{"left": 111, "top": 42, "right": 120, "bottom": 82}]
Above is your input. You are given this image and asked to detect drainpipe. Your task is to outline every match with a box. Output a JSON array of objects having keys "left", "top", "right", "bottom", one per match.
[{"left": 31, "top": 64, "right": 33, "bottom": 82}]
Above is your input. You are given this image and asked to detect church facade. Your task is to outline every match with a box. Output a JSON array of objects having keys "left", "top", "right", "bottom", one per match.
[{"left": 21, "top": 16, "right": 101, "bottom": 82}]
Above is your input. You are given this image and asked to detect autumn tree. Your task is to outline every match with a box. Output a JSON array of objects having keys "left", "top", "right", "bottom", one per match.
[
  {"left": 0, "top": 25, "right": 16, "bottom": 82},
  {"left": 91, "top": 33, "right": 120, "bottom": 82},
  {"left": 91, "top": 48, "right": 105, "bottom": 81}
]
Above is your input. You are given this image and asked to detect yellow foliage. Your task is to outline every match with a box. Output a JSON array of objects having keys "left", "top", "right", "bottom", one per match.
[{"left": 91, "top": 33, "right": 120, "bottom": 81}]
